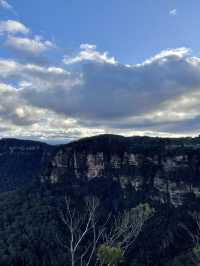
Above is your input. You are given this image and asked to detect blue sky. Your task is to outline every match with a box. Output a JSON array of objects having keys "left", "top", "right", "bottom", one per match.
[
  {"left": 1, "top": 0, "right": 200, "bottom": 142},
  {"left": 2, "top": 0, "right": 199, "bottom": 63}
]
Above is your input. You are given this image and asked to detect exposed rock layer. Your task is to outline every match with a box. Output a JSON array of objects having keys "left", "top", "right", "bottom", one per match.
[{"left": 44, "top": 135, "right": 200, "bottom": 207}]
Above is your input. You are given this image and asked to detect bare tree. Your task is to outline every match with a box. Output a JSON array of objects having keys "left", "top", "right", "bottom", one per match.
[
  {"left": 59, "top": 199, "right": 153, "bottom": 266},
  {"left": 59, "top": 196, "right": 107, "bottom": 266}
]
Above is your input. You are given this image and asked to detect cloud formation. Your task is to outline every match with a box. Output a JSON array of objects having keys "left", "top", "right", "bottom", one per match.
[
  {"left": 0, "top": 20, "right": 29, "bottom": 35},
  {"left": 5, "top": 35, "right": 55, "bottom": 56},
  {"left": 24, "top": 48, "right": 200, "bottom": 123},
  {"left": 2, "top": 45, "right": 200, "bottom": 141},
  {"left": 63, "top": 43, "right": 116, "bottom": 65},
  {"left": 0, "top": 0, "right": 12, "bottom": 10},
  {"left": 0, "top": 20, "right": 56, "bottom": 64},
  {"left": 1, "top": 15, "right": 200, "bottom": 143}
]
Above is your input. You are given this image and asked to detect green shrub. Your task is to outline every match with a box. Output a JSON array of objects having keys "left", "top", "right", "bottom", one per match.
[{"left": 97, "top": 244, "right": 123, "bottom": 265}]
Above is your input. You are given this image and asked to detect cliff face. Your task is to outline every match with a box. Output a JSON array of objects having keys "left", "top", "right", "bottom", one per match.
[
  {"left": 44, "top": 135, "right": 200, "bottom": 207},
  {"left": 1, "top": 135, "right": 200, "bottom": 207}
]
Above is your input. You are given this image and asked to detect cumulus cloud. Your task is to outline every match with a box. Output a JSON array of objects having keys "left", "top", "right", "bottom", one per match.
[
  {"left": 0, "top": 83, "right": 38, "bottom": 126},
  {"left": 0, "top": 20, "right": 56, "bottom": 64},
  {"left": 2, "top": 45, "right": 200, "bottom": 140},
  {"left": 0, "top": 82, "right": 102, "bottom": 142},
  {"left": 63, "top": 43, "right": 117, "bottom": 65},
  {"left": 32, "top": 48, "right": 199, "bottom": 120},
  {"left": 0, "top": 59, "right": 72, "bottom": 89},
  {"left": 0, "top": 20, "right": 29, "bottom": 35},
  {"left": 24, "top": 47, "right": 200, "bottom": 135},
  {"left": 142, "top": 47, "right": 190, "bottom": 65},
  {"left": 5, "top": 35, "right": 55, "bottom": 56}
]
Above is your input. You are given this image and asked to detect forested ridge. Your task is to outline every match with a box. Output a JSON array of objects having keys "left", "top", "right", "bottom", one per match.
[{"left": 0, "top": 135, "right": 200, "bottom": 265}]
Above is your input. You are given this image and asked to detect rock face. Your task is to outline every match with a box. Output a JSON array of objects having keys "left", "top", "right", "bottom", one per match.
[
  {"left": 1, "top": 135, "right": 200, "bottom": 207},
  {"left": 44, "top": 135, "right": 200, "bottom": 207}
]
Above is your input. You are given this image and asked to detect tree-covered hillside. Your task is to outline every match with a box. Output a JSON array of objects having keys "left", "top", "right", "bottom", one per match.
[{"left": 0, "top": 135, "right": 200, "bottom": 265}]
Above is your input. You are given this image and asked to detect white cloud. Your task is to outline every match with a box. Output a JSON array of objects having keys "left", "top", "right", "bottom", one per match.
[
  {"left": 0, "top": 82, "right": 98, "bottom": 142},
  {"left": 141, "top": 47, "right": 190, "bottom": 65},
  {"left": 2, "top": 46, "right": 200, "bottom": 140},
  {"left": 0, "top": 20, "right": 29, "bottom": 35},
  {"left": 80, "top": 43, "right": 97, "bottom": 50},
  {"left": 0, "top": 0, "right": 12, "bottom": 10},
  {"left": 169, "top": 9, "right": 177, "bottom": 16},
  {"left": 0, "top": 59, "right": 72, "bottom": 90},
  {"left": 0, "top": 82, "right": 38, "bottom": 126},
  {"left": 63, "top": 43, "right": 117, "bottom": 65},
  {"left": 23, "top": 47, "right": 200, "bottom": 135},
  {"left": 5, "top": 35, "right": 55, "bottom": 56},
  {"left": 0, "top": 22, "right": 56, "bottom": 63}
]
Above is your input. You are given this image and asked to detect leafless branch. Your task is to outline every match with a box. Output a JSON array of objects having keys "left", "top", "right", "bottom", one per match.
[{"left": 59, "top": 196, "right": 106, "bottom": 266}]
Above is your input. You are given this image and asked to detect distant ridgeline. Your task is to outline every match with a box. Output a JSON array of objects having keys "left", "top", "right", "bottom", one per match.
[
  {"left": 0, "top": 138, "right": 56, "bottom": 192},
  {"left": 0, "top": 134, "right": 200, "bottom": 265}
]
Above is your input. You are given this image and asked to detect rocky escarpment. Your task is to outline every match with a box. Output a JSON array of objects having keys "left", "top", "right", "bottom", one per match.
[
  {"left": 1, "top": 135, "right": 200, "bottom": 207},
  {"left": 43, "top": 135, "right": 200, "bottom": 207}
]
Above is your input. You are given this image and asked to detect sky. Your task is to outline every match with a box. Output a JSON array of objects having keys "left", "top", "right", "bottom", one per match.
[{"left": 1, "top": 0, "right": 200, "bottom": 143}]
